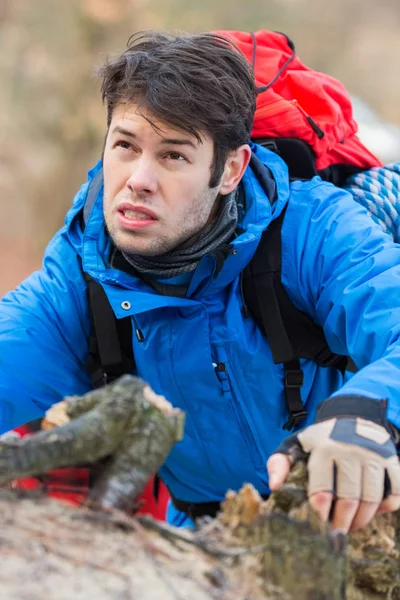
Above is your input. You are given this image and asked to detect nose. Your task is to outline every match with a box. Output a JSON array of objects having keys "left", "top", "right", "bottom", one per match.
[{"left": 126, "top": 157, "right": 158, "bottom": 195}]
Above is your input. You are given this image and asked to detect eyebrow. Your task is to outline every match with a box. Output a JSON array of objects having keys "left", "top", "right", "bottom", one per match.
[
  {"left": 111, "top": 126, "right": 136, "bottom": 139},
  {"left": 160, "top": 137, "right": 197, "bottom": 149},
  {"left": 111, "top": 126, "right": 198, "bottom": 149}
]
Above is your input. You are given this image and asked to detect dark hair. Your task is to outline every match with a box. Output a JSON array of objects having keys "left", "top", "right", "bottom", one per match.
[{"left": 98, "top": 30, "right": 256, "bottom": 187}]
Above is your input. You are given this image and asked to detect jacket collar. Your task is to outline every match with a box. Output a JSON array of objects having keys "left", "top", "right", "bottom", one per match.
[{"left": 65, "top": 143, "right": 290, "bottom": 310}]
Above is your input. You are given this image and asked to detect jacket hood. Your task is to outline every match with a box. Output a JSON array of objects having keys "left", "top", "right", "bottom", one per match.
[{"left": 64, "top": 143, "right": 291, "bottom": 303}]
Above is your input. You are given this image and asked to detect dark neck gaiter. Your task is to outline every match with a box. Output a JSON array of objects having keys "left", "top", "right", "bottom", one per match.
[{"left": 121, "top": 190, "right": 238, "bottom": 280}]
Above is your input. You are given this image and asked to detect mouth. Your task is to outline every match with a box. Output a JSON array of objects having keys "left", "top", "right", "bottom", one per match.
[
  {"left": 120, "top": 209, "right": 156, "bottom": 220},
  {"left": 117, "top": 203, "right": 158, "bottom": 230},
  {"left": 118, "top": 204, "right": 157, "bottom": 220}
]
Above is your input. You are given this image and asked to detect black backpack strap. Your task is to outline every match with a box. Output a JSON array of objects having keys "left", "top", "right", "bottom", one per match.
[
  {"left": 256, "top": 137, "right": 365, "bottom": 186},
  {"left": 281, "top": 359, "right": 307, "bottom": 430},
  {"left": 242, "top": 205, "right": 348, "bottom": 430},
  {"left": 83, "top": 272, "right": 135, "bottom": 388},
  {"left": 79, "top": 168, "right": 135, "bottom": 388},
  {"left": 258, "top": 138, "right": 318, "bottom": 181},
  {"left": 242, "top": 207, "right": 307, "bottom": 430}
]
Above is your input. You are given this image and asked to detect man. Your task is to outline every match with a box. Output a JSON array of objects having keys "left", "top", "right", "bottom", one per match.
[{"left": 1, "top": 30, "right": 400, "bottom": 532}]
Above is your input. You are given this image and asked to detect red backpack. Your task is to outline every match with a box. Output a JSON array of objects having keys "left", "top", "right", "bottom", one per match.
[{"left": 215, "top": 30, "right": 382, "bottom": 180}]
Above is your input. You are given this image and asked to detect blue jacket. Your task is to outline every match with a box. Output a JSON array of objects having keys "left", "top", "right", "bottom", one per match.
[{"left": 2, "top": 143, "right": 400, "bottom": 511}]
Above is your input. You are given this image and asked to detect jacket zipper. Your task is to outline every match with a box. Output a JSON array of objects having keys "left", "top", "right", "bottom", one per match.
[{"left": 214, "top": 360, "right": 264, "bottom": 467}]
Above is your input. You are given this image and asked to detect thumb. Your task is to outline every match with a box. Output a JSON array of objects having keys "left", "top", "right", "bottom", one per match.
[{"left": 267, "top": 453, "right": 291, "bottom": 490}]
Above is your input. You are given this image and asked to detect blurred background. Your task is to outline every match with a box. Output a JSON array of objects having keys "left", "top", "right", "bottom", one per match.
[{"left": 0, "top": 0, "right": 399, "bottom": 296}]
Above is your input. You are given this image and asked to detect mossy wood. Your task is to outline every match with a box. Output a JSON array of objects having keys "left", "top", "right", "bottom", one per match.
[{"left": 0, "top": 376, "right": 399, "bottom": 599}]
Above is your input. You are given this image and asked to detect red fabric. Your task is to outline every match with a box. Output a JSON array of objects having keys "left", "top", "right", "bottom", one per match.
[
  {"left": 13, "top": 424, "right": 169, "bottom": 520},
  {"left": 214, "top": 30, "right": 382, "bottom": 171}
]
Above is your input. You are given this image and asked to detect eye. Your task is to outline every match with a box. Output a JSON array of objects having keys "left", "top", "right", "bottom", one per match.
[
  {"left": 115, "top": 140, "right": 132, "bottom": 150},
  {"left": 166, "top": 151, "right": 186, "bottom": 161}
]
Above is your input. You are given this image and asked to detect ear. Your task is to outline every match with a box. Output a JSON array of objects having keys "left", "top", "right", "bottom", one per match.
[{"left": 218, "top": 144, "right": 252, "bottom": 195}]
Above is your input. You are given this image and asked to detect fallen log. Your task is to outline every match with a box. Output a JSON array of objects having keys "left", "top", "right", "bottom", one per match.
[
  {"left": 0, "top": 376, "right": 185, "bottom": 510},
  {"left": 1, "top": 376, "right": 399, "bottom": 599}
]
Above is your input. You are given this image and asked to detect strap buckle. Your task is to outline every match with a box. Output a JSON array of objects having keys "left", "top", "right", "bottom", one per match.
[
  {"left": 283, "top": 410, "right": 308, "bottom": 431},
  {"left": 284, "top": 369, "right": 304, "bottom": 388}
]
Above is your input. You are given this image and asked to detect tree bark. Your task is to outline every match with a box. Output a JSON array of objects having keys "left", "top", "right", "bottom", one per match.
[
  {"left": 1, "top": 377, "right": 399, "bottom": 599},
  {"left": 2, "top": 474, "right": 400, "bottom": 600}
]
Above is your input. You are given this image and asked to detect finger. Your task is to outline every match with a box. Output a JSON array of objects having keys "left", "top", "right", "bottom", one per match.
[
  {"left": 349, "top": 501, "right": 379, "bottom": 531},
  {"left": 361, "top": 462, "right": 384, "bottom": 504},
  {"left": 376, "top": 495, "right": 400, "bottom": 514},
  {"left": 309, "top": 491, "right": 334, "bottom": 521},
  {"left": 347, "top": 461, "right": 385, "bottom": 530},
  {"left": 328, "top": 457, "right": 362, "bottom": 532},
  {"left": 307, "top": 449, "right": 335, "bottom": 496},
  {"left": 386, "top": 461, "right": 400, "bottom": 496},
  {"left": 267, "top": 453, "right": 291, "bottom": 490},
  {"left": 307, "top": 450, "right": 336, "bottom": 521},
  {"left": 335, "top": 457, "right": 362, "bottom": 500},
  {"left": 332, "top": 497, "right": 360, "bottom": 532},
  {"left": 376, "top": 462, "right": 400, "bottom": 513}
]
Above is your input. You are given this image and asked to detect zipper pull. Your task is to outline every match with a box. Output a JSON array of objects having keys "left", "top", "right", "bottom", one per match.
[
  {"left": 214, "top": 361, "right": 230, "bottom": 393},
  {"left": 131, "top": 314, "right": 145, "bottom": 342},
  {"left": 291, "top": 99, "right": 325, "bottom": 139},
  {"left": 135, "top": 328, "right": 144, "bottom": 343}
]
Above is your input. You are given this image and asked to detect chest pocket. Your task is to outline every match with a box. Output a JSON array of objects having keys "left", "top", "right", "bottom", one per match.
[{"left": 213, "top": 343, "right": 265, "bottom": 469}]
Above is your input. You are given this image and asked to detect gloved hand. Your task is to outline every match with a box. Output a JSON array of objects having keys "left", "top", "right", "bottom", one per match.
[{"left": 267, "top": 395, "right": 400, "bottom": 532}]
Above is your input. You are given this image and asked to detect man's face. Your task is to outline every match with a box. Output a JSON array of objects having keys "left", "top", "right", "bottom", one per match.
[{"left": 102, "top": 104, "right": 222, "bottom": 256}]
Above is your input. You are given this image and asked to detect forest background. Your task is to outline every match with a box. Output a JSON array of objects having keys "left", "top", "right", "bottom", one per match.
[{"left": 0, "top": 0, "right": 399, "bottom": 296}]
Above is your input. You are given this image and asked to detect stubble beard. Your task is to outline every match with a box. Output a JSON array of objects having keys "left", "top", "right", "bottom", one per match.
[{"left": 105, "top": 186, "right": 220, "bottom": 257}]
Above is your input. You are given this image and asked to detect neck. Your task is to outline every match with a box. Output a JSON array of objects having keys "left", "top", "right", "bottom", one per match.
[{"left": 119, "top": 189, "right": 238, "bottom": 280}]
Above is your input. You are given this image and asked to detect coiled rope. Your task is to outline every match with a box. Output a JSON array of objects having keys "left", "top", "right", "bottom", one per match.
[{"left": 344, "top": 162, "right": 400, "bottom": 243}]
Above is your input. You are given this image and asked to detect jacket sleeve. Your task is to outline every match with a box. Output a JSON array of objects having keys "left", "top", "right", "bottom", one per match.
[
  {"left": 281, "top": 180, "right": 400, "bottom": 428},
  {"left": 0, "top": 228, "right": 92, "bottom": 434}
]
